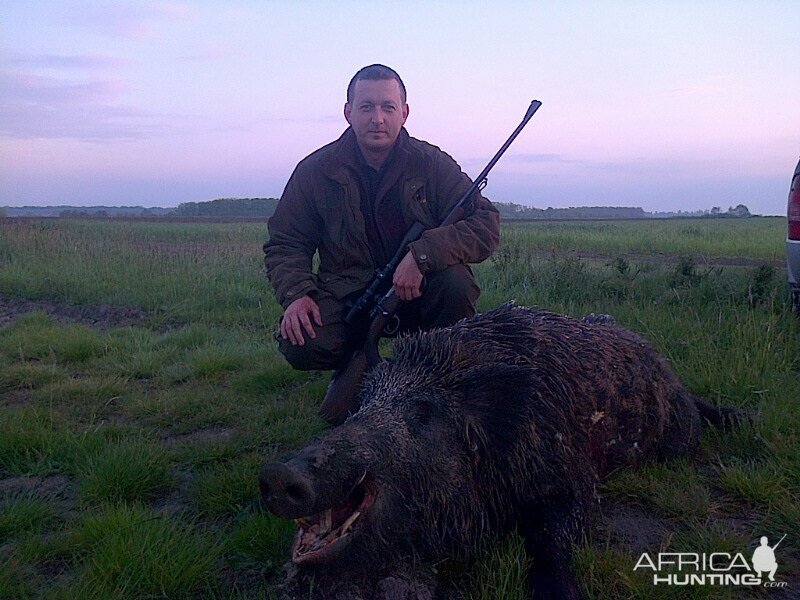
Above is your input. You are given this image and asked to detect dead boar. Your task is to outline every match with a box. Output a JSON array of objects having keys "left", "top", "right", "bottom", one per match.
[{"left": 260, "top": 303, "right": 730, "bottom": 599}]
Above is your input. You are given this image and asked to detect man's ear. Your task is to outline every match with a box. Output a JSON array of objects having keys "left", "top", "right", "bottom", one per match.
[
  {"left": 344, "top": 102, "right": 352, "bottom": 125},
  {"left": 402, "top": 103, "right": 409, "bottom": 123}
]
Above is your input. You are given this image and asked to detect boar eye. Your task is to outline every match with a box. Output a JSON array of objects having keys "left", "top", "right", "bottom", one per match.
[{"left": 411, "top": 397, "right": 442, "bottom": 427}]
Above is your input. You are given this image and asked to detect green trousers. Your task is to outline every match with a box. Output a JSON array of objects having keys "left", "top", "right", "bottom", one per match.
[{"left": 277, "top": 264, "right": 480, "bottom": 371}]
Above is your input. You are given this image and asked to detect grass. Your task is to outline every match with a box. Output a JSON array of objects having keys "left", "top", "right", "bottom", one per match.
[
  {"left": 0, "top": 409, "right": 109, "bottom": 476},
  {"left": 59, "top": 503, "right": 222, "bottom": 599},
  {"left": 0, "top": 492, "right": 58, "bottom": 540},
  {"left": 603, "top": 461, "right": 713, "bottom": 523},
  {"left": 77, "top": 437, "right": 173, "bottom": 505},
  {"left": 0, "top": 216, "right": 798, "bottom": 598},
  {"left": 459, "top": 534, "right": 529, "bottom": 600},
  {"left": 500, "top": 218, "right": 786, "bottom": 262},
  {"left": 192, "top": 453, "right": 263, "bottom": 518},
  {"left": 0, "top": 312, "right": 109, "bottom": 364},
  {"left": 226, "top": 508, "right": 298, "bottom": 572},
  {"left": 716, "top": 460, "right": 789, "bottom": 507}
]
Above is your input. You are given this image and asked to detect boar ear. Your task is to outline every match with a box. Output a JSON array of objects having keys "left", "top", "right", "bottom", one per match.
[{"left": 464, "top": 415, "right": 489, "bottom": 465}]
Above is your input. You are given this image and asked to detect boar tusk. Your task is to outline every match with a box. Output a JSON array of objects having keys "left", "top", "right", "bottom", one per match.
[
  {"left": 321, "top": 509, "right": 332, "bottom": 534},
  {"left": 341, "top": 510, "right": 361, "bottom": 534}
]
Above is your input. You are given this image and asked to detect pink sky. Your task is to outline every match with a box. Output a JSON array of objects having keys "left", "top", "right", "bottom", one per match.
[{"left": 1, "top": 1, "right": 798, "bottom": 214}]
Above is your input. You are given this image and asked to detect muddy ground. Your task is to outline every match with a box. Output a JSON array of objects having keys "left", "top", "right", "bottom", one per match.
[{"left": 0, "top": 293, "right": 168, "bottom": 330}]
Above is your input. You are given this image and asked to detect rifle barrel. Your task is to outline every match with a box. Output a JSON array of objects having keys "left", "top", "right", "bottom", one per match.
[
  {"left": 346, "top": 99, "right": 541, "bottom": 324},
  {"left": 441, "top": 100, "right": 541, "bottom": 226}
]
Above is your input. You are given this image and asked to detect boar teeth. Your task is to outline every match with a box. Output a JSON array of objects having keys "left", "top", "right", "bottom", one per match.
[
  {"left": 341, "top": 510, "right": 361, "bottom": 534},
  {"left": 356, "top": 470, "right": 367, "bottom": 485},
  {"left": 320, "top": 509, "right": 332, "bottom": 534}
]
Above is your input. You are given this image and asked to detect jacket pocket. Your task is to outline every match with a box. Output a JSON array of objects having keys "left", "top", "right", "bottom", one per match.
[{"left": 403, "top": 177, "right": 436, "bottom": 226}]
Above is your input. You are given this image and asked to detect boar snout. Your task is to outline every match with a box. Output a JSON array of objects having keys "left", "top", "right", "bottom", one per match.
[{"left": 260, "top": 462, "right": 316, "bottom": 518}]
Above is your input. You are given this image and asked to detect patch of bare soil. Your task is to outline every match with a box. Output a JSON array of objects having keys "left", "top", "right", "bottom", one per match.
[
  {"left": 597, "top": 502, "right": 672, "bottom": 554},
  {"left": 162, "top": 426, "right": 234, "bottom": 448},
  {"left": 280, "top": 562, "right": 440, "bottom": 600},
  {"left": 151, "top": 467, "right": 194, "bottom": 517},
  {"left": 1, "top": 389, "right": 31, "bottom": 408},
  {"left": 0, "top": 292, "right": 172, "bottom": 330},
  {"left": 0, "top": 474, "right": 74, "bottom": 508}
]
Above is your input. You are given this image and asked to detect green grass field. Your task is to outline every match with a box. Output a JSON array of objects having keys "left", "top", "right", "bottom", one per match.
[{"left": 1, "top": 216, "right": 798, "bottom": 598}]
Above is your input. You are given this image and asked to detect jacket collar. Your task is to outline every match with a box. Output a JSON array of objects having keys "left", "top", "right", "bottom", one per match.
[{"left": 320, "top": 127, "right": 421, "bottom": 182}]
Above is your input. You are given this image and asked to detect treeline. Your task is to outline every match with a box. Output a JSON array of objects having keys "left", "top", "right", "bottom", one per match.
[
  {"left": 173, "top": 199, "right": 655, "bottom": 220},
  {"left": 3, "top": 198, "right": 754, "bottom": 220},
  {"left": 650, "top": 204, "right": 752, "bottom": 219},
  {"left": 3, "top": 206, "right": 173, "bottom": 218},
  {"left": 494, "top": 202, "right": 753, "bottom": 220},
  {"left": 172, "top": 197, "right": 279, "bottom": 217},
  {"left": 494, "top": 203, "right": 649, "bottom": 220}
]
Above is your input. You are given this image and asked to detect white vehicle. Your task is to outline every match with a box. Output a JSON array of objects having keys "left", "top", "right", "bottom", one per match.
[{"left": 788, "top": 158, "right": 800, "bottom": 312}]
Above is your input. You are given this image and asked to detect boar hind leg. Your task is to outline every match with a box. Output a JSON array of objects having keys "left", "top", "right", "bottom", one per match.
[
  {"left": 657, "top": 390, "right": 703, "bottom": 461},
  {"left": 518, "top": 496, "right": 584, "bottom": 600}
]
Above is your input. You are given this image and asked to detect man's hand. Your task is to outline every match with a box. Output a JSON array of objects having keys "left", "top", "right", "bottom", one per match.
[
  {"left": 393, "top": 251, "right": 424, "bottom": 301},
  {"left": 280, "top": 295, "right": 322, "bottom": 346}
]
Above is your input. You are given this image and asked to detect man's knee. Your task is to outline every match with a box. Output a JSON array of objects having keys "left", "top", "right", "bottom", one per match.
[
  {"left": 276, "top": 293, "right": 353, "bottom": 371},
  {"left": 425, "top": 264, "right": 479, "bottom": 306},
  {"left": 277, "top": 326, "right": 350, "bottom": 371},
  {"left": 415, "top": 264, "right": 479, "bottom": 328}
]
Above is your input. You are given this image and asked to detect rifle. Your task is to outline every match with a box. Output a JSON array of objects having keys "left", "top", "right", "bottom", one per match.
[
  {"left": 319, "top": 100, "right": 542, "bottom": 425},
  {"left": 772, "top": 534, "right": 787, "bottom": 551}
]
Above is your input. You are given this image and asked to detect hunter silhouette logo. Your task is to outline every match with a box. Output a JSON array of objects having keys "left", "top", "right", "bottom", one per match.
[
  {"left": 752, "top": 535, "right": 785, "bottom": 582},
  {"left": 633, "top": 534, "right": 789, "bottom": 588}
]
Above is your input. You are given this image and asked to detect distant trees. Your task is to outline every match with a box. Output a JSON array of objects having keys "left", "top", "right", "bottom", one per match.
[
  {"left": 5, "top": 198, "right": 753, "bottom": 221},
  {"left": 494, "top": 202, "right": 648, "bottom": 220},
  {"left": 727, "top": 204, "right": 751, "bottom": 218},
  {"left": 494, "top": 202, "right": 754, "bottom": 220},
  {"left": 173, "top": 197, "right": 279, "bottom": 217},
  {"left": 55, "top": 206, "right": 174, "bottom": 218}
]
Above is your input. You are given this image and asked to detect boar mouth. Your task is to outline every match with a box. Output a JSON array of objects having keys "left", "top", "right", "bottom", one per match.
[{"left": 292, "top": 471, "right": 376, "bottom": 564}]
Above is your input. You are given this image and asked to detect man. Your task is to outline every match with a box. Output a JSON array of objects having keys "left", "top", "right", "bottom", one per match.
[{"left": 264, "top": 64, "right": 499, "bottom": 386}]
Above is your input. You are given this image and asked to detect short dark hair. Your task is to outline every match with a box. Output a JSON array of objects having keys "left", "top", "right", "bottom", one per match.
[{"left": 347, "top": 64, "right": 407, "bottom": 104}]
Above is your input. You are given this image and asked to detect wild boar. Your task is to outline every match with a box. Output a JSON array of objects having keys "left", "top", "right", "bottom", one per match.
[{"left": 260, "top": 303, "right": 726, "bottom": 599}]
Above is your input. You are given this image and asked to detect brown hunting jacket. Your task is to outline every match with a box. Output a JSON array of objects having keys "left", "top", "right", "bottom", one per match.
[{"left": 264, "top": 127, "right": 500, "bottom": 309}]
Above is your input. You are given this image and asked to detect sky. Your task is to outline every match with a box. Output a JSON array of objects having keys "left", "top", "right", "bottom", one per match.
[{"left": 1, "top": 1, "right": 798, "bottom": 215}]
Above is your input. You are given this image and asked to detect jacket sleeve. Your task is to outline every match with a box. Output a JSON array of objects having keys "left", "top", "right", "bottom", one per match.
[
  {"left": 263, "top": 164, "right": 323, "bottom": 309},
  {"left": 407, "top": 150, "right": 500, "bottom": 274}
]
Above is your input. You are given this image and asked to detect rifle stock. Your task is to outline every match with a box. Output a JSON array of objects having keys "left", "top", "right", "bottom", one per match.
[{"left": 319, "top": 100, "right": 542, "bottom": 425}]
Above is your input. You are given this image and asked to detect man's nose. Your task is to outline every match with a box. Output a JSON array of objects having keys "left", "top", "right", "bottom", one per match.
[{"left": 372, "top": 108, "right": 385, "bottom": 124}]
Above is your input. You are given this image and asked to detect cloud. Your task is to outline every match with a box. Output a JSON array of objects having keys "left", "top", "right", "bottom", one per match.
[
  {"left": 0, "top": 71, "right": 162, "bottom": 140},
  {"left": 178, "top": 44, "right": 228, "bottom": 62},
  {"left": 62, "top": 2, "right": 193, "bottom": 38},
  {"left": 667, "top": 76, "right": 737, "bottom": 98},
  {"left": 508, "top": 153, "right": 569, "bottom": 163},
  {"left": 270, "top": 115, "right": 341, "bottom": 124},
  {"left": 505, "top": 152, "right": 728, "bottom": 175},
  {"left": 4, "top": 53, "right": 130, "bottom": 70},
  {"left": 1, "top": 71, "right": 128, "bottom": 103}
]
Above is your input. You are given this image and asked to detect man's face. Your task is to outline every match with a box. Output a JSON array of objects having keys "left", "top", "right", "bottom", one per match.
[{"left": 344, "top": 78, "right": 409, "bottom": 156}]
